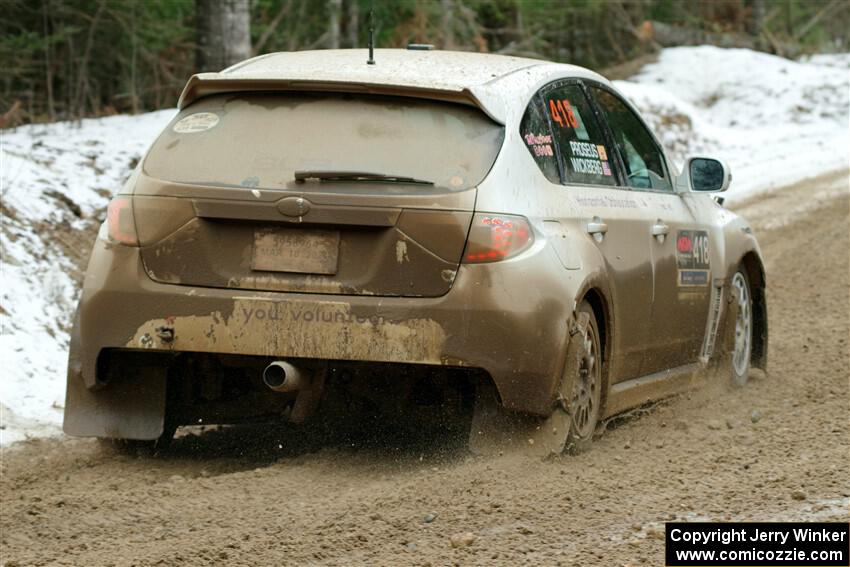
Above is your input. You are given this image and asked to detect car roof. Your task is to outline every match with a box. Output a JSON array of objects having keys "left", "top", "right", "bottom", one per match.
[
  {"left": 223, "top": 49, "right": 546, "bottom": 90},
  {"left": 178, "top": 49, "right": 612, "bottom": 124}
]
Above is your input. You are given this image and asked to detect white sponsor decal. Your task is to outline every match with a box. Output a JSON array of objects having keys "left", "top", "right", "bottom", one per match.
[
  {"left": 173, "top": 112, "right": 220, "bottom": 133},
  {"left": 570, "top": 157, "right": 604, "bottom": 175},
  {"left": 569, "top": 140, "right": 600, "bottom": 159}
]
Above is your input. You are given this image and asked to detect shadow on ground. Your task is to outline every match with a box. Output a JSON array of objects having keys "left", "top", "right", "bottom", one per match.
[{"left": 139, "top": 410, "right": 472, "bottom": 470}]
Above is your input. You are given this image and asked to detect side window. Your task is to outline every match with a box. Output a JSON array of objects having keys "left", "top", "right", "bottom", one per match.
[
  {"left": 519, "top": 96, "right": 560, "bottom": 184},
  {"left": 591, "top": 88, "right": 673, "bottom": 192},
  {"left": 541, "top": 83, "right": 617, "bottom": 187}
]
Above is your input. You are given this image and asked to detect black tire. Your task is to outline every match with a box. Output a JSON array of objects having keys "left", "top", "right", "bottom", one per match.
[
  {"left": 564, "top": 301, "right": 603, "bottom": 454},
  {"left": 728, "top": 266, "right": 753, "bottom": 387}
]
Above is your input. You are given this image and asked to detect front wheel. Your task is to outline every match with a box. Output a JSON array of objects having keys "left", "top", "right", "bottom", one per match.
[{"left": 729, "top": 267, "right": 753, "bottom": 386}]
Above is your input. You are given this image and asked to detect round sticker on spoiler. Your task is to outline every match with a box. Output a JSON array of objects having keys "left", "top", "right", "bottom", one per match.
[{"left": 172, "top": 112, "right": 219, "bottom": 133}]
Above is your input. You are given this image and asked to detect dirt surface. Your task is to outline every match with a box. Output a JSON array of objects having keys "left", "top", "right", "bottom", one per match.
[{"left": 2, "top": 170, "right": 848, "bottom": 566}]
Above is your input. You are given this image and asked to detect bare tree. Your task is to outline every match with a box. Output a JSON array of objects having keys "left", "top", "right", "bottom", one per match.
[
  {"left": 195, "top": 0, "right": 252, "bottom": 72},
  {"left": 253, "top": 0, "right": 292, "bottom": 55},
  {"left": 73, "top": 0, "right": 106, "bottom": 119},
  {"left": 328, "top": 0, "right": 342, "bottom": 49},
  {"left": 441, "top": 0, "right": 454, "bottom": 49},
  {"left": 41, "top": 0, "right": 56, "bottom": 120},
  {"left": 346, "top": 0, "right": 359, "bottom": 48},
  {"left": 748, "top": 0, "right": 766, "bottom": 48}
]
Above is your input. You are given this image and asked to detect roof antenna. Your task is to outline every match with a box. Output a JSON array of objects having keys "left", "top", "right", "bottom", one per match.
[{"left": 367, "top": 2, "right": 375, "bottom": 65}]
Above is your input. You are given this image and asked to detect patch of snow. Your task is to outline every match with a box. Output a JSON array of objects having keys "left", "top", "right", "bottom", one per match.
[
  {"left": 800, "top": 52, "right": 850, "bottom": 69},
  {"left": 1, "top": 110, "right": 175, "bottom": 446},
  {"left": 617, "top": 46, "right": 849, "bottom": 202}
]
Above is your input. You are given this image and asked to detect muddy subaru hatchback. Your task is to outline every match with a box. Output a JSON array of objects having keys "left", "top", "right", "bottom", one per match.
[{"left": 65, "top": 49, "right": 767, "bottom": 454}]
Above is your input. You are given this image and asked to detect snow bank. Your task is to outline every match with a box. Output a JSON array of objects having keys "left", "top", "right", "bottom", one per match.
[
  {"left": 1, "top": 111, "right": 175, "bottom": 444},
  {"left": 618, "top": 46, "right": 849, "bottom": 201},
  {"left": 1, "top": 47, "right": 847, "bottom": 446}
]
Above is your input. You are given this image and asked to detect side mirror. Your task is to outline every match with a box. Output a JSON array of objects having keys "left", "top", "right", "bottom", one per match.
[{"left": 676, "top": 156, "right": 731, "bottom": 193}]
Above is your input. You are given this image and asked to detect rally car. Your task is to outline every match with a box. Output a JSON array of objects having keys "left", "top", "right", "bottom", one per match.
[{"left": 64, "top": 49, "right": 767, "bottom": 453}]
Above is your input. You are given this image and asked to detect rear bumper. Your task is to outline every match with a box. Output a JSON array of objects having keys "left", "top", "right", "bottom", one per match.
[{"left": 67, "top": 238, "right": 572, "bottom": 419}]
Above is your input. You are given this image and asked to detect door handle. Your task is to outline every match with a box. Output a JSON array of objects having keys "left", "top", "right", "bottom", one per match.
[
  {"left": 651, "top": 221, "right": 669, "bottom": 244},
  {"left": 586, "top": 218, "right": 608, "bottom": 235},
  {"left": 586, "top": 217, "right": 608, "bottom": 242}
]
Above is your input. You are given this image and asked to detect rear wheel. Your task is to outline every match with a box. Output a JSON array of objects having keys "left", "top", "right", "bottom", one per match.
[
  {"left": 729, "top": 267, "right": 753, "bottom": 386},
  {"left": 563, "top": 301, "right": 603, "bottom": 453},
  {"left": 98, "top": 420, "right": 177, "bottom": 456},
  {"left": 467, "top": 301, "right": 603, "bottom": 457}
]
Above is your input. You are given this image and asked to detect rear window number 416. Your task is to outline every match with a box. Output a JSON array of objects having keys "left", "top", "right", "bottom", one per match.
[{"left": 549, "top": 99, "right": 577, "bottom": 129}]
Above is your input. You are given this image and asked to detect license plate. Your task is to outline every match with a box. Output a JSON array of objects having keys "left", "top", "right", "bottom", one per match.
[{"left": 252, "top": 228, "right": 339, "bottom": 275}]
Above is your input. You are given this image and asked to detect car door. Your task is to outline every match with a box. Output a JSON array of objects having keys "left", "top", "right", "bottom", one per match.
[
  {"left": 589, "top": 85, "right": 713, "bottom": 373},
  {"left": 535, "top": 80, "right": 657, "bottom": 382}
]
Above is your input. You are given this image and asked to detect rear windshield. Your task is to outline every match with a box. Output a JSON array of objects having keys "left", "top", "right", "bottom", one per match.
[{"left": 144, "top": 92, "right": 505, "bottom": 191}]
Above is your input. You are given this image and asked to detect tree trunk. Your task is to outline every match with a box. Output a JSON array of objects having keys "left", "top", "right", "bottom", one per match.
[
  {"left": 327, "top": 0, "right": 342, "bottom": 49},
  {"left": 441, "top": 0, "right": 454, "bottom": 49},
  {"left": 42, "top": 0, "right": 55, "bottom": 121},
  {"left": 129, "top": 0, "right": 138, "bottom": 113},
  {"left": 195, "top": 0, "right": 252, "bottom": 73},
  {"left": 288, "top": 0, "right": 309, "bottom": 51},
  {"left": 750, "top": 0, "right": 766, "bottom": 36},
  {"left": 346, "top": 0, "right": 359, "bottom": 48},
  {"left": 253, "top": 0, "right": 292, "bottom": 55},
  {"left": 73, "top": 0, "right": 106, "bottom": 119}
]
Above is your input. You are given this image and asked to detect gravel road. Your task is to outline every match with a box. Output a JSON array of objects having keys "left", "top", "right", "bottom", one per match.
[{"left": 2, "top": 170, "right": 848, "bottom": 566}]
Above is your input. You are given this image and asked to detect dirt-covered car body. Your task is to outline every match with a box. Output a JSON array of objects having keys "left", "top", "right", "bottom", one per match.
[{"left": 64, "top": 49, "right": 767, "bottom": 445}]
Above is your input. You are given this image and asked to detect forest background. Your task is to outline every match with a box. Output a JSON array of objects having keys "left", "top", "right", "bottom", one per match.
[{"left": 2, "top": 0, "right": 849, "bottom": 126}]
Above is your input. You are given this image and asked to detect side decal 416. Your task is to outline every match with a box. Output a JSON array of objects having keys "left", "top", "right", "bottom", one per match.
[{"left": 676, "top": 230, "right": 710, "bottom": 286}]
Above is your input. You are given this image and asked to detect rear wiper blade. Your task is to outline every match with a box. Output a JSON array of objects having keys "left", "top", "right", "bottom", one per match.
[{"left": 294, "top": 170, "right": 434, "bottom": 185}]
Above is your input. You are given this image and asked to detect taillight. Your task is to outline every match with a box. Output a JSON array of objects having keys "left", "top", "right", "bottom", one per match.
[
  {"left": 462, "top": 213, "right": 533, "bottom": 263},
  {"left": 106, "top": 196, "right": 139, "bottom": 246}
]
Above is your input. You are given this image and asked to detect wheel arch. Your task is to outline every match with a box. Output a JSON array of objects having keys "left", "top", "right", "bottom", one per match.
[
  {"left": 739, "top": 251, "right": 768, "bottom": 371},
  {"left": 581, "top": 288, "right": 609, "bottom": 365},
  {"left": 578, "top": 285, "right": 612, "bottom": 413}
]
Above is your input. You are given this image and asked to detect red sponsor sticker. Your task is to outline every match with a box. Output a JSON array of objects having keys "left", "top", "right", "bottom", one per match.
[{"left": 677, "top": 235, "right": 692, "bottom": 253}]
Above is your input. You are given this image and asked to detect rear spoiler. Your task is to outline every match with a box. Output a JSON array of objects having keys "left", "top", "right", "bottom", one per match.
[{"left": 177, "top": 74, "right": 506, "bottom": 125}]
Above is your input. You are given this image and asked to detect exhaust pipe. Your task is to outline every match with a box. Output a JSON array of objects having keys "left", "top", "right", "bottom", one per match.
[{"left": 262, "top": 361, "right": 305, "bottom": 393}]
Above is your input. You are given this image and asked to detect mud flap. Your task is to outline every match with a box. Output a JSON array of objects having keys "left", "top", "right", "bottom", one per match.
[
  {"left": 63, "top": 364, "right": 167, "bottom": 441},
  {"left": 468, "top": 312, "right": 589, "bottom": 458}
]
